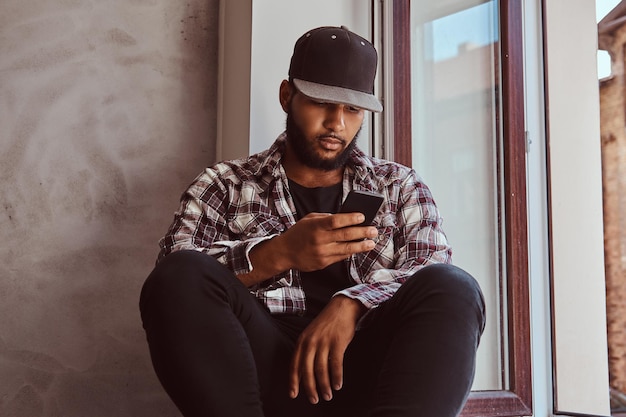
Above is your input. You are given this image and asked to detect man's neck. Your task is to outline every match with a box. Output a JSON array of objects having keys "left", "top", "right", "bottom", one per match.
[{"left": 287, "top": 168, "right": 343, "bottom": 188}]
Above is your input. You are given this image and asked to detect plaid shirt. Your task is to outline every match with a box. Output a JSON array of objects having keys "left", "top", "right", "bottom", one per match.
[{"left": 158, "top": 133, "right": 452, "bottom": 315}]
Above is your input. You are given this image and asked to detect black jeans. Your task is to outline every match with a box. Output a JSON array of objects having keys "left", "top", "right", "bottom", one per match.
[{"left": 140, "top": 250, "right": 485, "bottom": 417}]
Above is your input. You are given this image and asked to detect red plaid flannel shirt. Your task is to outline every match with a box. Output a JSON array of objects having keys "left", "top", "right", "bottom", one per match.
[{"left": 158, "top": 133, "right": 452, "bottom": 315}]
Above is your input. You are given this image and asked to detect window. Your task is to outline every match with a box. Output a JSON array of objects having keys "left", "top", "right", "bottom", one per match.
[{"left": 389, "top": 0, "right": 531, "bottom": 415}]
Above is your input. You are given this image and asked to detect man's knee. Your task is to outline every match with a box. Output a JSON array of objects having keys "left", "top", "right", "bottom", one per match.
[
  {"left": 139, "top": 250, "right": 224, "bottom": 321},
  {"left": 417, "top": 263, "right": 483, "bottom": 302},
  {"left": 142, "top": 250, "right": 208, "bottom": 295},
  {"left": 401, "top": 263, "right": 486, "bottom": 329}
]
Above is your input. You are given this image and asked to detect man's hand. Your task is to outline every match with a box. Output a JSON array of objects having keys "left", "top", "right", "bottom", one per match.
[
  {"left": 279, "top": 212, "right": 378, "bottom": 272},
  {"left": 288, "top": 295, "right": 367, "bottom": 404},
  {"left": 238, "top": 212, "right": 378, "bottom": 287}
]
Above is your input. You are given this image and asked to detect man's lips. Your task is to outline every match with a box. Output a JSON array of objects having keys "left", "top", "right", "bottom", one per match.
[{"left": 318, "top": 135, "right": 345, "bottom": 150}]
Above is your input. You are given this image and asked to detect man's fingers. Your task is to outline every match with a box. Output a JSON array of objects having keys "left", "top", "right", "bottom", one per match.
[
  {"left": 335, "top": 224, "right": 378, "bottom": 242},
  {"left": 345, "top": 238, "right": 377, "bottom": 255},
  {"left": 319, "top": 212, "right": 366, "bottom": 230},
  {"left": 288, "top": 348, "right": 301, "bottom": 399},
  {"left": 301, "top": 346, "right": 319, "bottom": 404},
  {"left": 314, "top": 349, "right": 333, "bottom": 402},
  {"left": 329, "top": 350, "right": 344, "bottom": 391},
  {"left": 289, "top": 341, "right": 321, "bottom": 404}
]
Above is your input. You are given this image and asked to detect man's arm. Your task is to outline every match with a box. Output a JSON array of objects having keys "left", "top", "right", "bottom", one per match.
[
  {"left": 237, "top": 213, "right": 378, "bottom": 404},
  {"left": 335, "top": 172, "right": 452, "bottom": 309},
  {"left": 159, "top": 170, "right": 378, "bottom": 286},
  {"left": 237, "top": 212, "right": 378, "bottom": 287},
  {"left": 287, "top": 171, "right": 452, "bottom": 404}
]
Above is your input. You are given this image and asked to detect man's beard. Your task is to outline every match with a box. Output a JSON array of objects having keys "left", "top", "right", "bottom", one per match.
[{"left": 285, "top": 111, "right": 360, "bottom": 171}]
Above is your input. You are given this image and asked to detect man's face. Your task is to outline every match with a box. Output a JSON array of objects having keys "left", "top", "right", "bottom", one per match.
[{"left": 285, "top": 88, "right": 364, "bottom": 171}]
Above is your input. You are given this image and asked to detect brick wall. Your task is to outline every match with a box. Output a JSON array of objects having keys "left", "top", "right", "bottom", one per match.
[{"left": 600, "top": 21, "right": 626, "bottom": 395}]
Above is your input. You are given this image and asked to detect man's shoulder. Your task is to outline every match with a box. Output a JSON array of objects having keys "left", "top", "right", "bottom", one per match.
[
  {"left": 354, "top": 152, "right": 415, "bottom": 183},
  {"left": 202, "top": 152, "right": 269, "bottom": 185}
]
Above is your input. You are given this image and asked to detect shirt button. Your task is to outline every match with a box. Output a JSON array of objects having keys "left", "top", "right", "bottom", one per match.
[{"left": 249, "top": 226, "right": 258, "bottom": 233}]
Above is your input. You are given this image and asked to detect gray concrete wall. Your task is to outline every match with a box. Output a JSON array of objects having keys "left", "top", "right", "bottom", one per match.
[{"left": 0, "top": 1, "right": 219, "bottom": 415}]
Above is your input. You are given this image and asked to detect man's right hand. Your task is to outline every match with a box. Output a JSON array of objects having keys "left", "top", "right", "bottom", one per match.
[{"left": 237, "top": 212, "right": 378, "bottom": 287}]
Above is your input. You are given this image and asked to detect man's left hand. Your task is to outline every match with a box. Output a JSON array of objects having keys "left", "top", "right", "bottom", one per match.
[{"left": 288, "top": 295, "right": 367, "bottom": 404}]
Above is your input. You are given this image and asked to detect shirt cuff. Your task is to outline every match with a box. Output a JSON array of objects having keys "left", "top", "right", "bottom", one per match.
[{"left": 224, "top": 234, "right": 280, "bottom": 275}]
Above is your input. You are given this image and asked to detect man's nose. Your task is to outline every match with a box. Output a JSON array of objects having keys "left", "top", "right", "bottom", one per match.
[{"left": 323, "top": 105, "right": 346, "bottom": 131}]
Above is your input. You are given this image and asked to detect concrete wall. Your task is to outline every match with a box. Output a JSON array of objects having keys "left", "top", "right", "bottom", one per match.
[{"left": 0, "top": 0, "right": 219, "bottom": 415}]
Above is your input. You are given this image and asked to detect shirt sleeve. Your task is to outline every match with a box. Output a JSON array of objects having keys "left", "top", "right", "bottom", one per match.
[
  {"left": 157, "top": 169, "right": 277, "bottom": 275},
  {"left": 336, "top": 171, "right": 452, "bottom": 310}
]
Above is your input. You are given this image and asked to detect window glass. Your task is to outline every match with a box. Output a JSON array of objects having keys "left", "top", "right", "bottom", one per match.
[{"left": 410, "top": 0, "right": 502, "bottom": 390}]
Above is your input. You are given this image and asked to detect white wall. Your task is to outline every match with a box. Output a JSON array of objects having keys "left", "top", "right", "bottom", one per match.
[
  {"left": 219, "top": 0, "right": 374, "bottom": 160},
  {"left": 542, "top": 0, "right": 611, "bottom": 414},
  {"left": 249, "top": 0, "right": 372, "bottom": 154}
]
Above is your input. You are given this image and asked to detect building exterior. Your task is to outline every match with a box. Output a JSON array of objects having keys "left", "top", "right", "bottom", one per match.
[{"left": 599, "top": 1, "right": 626, "bottom": 407}]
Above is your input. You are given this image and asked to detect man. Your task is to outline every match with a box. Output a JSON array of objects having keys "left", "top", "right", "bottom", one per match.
[{"left": 140, "top": 26, "right": 485, "bottom": 417}]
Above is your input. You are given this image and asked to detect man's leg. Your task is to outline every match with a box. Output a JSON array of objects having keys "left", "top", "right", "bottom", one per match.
[
  {"left": 139, "top": 250, "right": 294, "bottom": 417},
  {"left": 338, "top": 263, "right": 486, "bottom": 417}
]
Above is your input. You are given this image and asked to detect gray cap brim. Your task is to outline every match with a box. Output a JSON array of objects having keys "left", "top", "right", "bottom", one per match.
[{"left": 293, "top": 79, "right": 383, "bottom": 113}]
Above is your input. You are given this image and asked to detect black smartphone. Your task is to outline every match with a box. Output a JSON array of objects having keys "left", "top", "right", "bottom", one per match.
[{"left": 339, "top": 190, "right": 384, "bottom": 225}]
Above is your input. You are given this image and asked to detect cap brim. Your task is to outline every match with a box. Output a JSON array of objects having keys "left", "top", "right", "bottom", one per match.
[{"left": 293, "top": 79, "right": 383, "bottom": 113}]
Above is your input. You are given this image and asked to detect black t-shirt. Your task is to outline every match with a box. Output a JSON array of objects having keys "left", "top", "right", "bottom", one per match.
[{"left": 288, "top": 180, "right": 352, "bottom": 318}]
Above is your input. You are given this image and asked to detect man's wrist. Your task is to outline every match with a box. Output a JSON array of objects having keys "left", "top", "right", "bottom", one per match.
[
  {"left": 239, "top": 235, "right": 291, "bottom": 287},
  {"left": 246, "top": 235, "right": 293, "bottom": 279},
  {"left": 331, "top": 295, "right": 368, "bottom": 321}
]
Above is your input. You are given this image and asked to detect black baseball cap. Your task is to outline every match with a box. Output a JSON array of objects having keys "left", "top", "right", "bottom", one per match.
[{"left": 288, "top": 26, "right": 383, "bottom": 113}]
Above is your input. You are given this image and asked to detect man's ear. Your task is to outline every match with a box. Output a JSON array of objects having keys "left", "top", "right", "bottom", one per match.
[{"left": 279, "top": 79, "right": 293, "bottom": 113}]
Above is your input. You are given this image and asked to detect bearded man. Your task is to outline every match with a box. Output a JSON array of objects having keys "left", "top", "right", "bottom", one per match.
[{"left": 140, "top": 25, "right": 485, "bottom": 417}]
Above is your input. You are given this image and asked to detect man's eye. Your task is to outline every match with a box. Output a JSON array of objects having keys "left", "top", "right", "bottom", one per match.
[{"left": 347, "top": 106, "right": 361, "bottom": 113}]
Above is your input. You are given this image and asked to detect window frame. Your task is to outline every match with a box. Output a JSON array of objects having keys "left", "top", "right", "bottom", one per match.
[{"left": 390, "top": 1, "right": 532, "bottom": 415}]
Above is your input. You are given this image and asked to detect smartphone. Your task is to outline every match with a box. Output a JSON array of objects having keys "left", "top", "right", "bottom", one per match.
[{"left": 339, "top": 190, "right": 384, "bottom": 225}]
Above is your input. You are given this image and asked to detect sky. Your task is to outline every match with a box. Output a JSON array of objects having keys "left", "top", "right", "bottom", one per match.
[
  {"left": 597, "top": 0, "right": 621, "bottom": 20},
  {"left": 431, "top": 2, "right": 496, "bottom": 61},
  {"left": 597, "top": 0, "right": 622, "bottom": 78}
]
